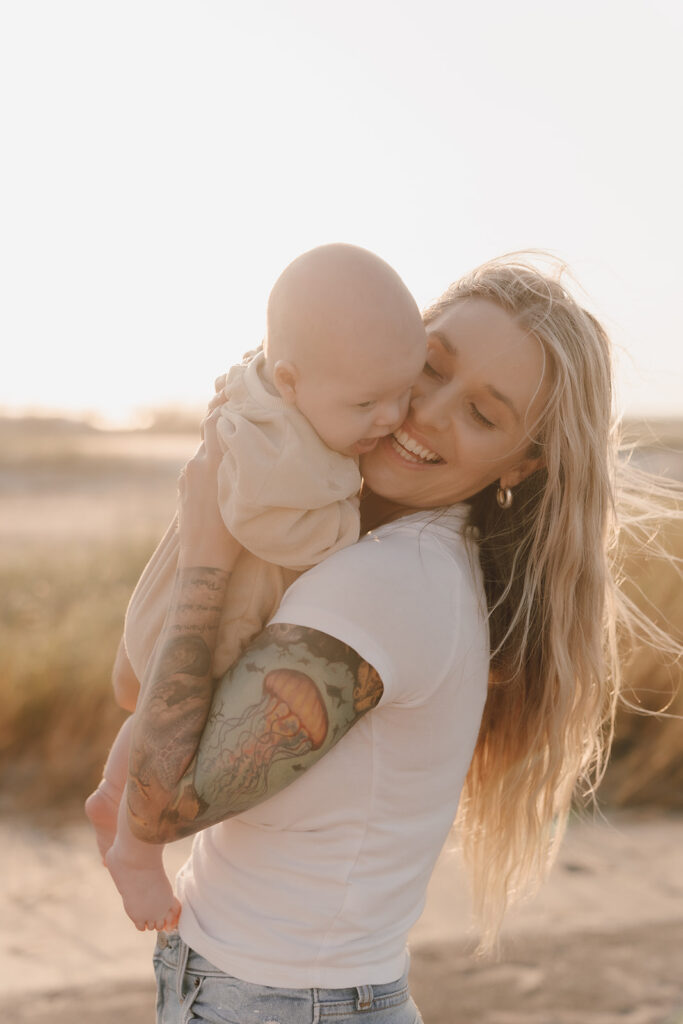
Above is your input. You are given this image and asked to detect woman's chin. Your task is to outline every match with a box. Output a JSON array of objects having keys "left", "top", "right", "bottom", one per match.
[{"left": 361, "top": 436, "right": 435, "bottom": 504}]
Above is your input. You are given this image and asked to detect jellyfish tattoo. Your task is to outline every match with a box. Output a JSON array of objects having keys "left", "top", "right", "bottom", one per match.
[
  {"left": 199, "top": 669, "right": 329, "bottom": 803},
  {"left": 354, "top": 661, "right": 383, "bottom": 713}
]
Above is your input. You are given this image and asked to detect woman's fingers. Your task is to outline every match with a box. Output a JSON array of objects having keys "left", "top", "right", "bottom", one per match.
[{"left": 177, "top": 440, "right": 205, "bottom": 493}]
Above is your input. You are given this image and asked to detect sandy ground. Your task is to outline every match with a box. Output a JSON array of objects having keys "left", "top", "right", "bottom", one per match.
[{"left": 2, "top": 810, "right": 683, "bottom": 1023}]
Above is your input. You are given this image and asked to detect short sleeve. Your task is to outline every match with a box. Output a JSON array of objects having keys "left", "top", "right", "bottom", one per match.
[{"left": 269, "top": 519, "right": 486, "bottom": 707}]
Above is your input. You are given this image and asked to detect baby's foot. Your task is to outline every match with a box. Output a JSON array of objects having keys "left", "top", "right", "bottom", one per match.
[
  {"left": 105, "top": 841, "right": 181, "bottom": 932},
  {"left": 84, "top": 780, "right": 121, "bottom": 861}
]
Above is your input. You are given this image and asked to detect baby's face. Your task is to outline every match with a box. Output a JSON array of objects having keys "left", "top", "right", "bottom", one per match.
[{"left": 291, "top": 333, "right": 426, "bottom": 457}]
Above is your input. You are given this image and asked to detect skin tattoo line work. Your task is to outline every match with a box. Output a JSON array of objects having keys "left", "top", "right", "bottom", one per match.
[{"left": 128, "top": 569, "right": 383, "bottom": 844}]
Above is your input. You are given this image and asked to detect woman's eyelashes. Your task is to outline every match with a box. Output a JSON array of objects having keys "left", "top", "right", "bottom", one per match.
[
  {"left": 469, "top": 403, "right": 496, "bottom": 429},
  {"left": 423, "top": 360, "right": 496, "bottom": 429},
  {"left": 422, "top": 361, "right": 443, "bottom": 380}
]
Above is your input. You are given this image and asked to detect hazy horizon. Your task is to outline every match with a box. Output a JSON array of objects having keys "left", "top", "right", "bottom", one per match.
[{"left": 2, "top": 403, "right": 682, "bottom": 437}]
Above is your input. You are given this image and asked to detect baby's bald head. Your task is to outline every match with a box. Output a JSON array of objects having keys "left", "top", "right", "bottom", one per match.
[
  {"left": 264, "top": 244, "right": 426, "bottom": 455},
  {"left": 265, "top": 243, "right": 423, "bottom": 375}
]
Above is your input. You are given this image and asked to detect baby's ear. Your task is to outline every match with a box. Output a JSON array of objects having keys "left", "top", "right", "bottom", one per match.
[{"left": 272, "top": 360, "right": 299, "bottom": 403}]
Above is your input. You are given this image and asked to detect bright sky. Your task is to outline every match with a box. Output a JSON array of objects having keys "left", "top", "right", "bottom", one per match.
[{"left": 2, "top": 0, "right": 682, "bottom": 425}]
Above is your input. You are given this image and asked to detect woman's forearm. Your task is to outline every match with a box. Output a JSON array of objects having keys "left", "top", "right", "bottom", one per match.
[
  {"left": 127, "top": 564, "right": 232, "bottom": 842},
  {"left": 126, "top": 415, "right": 242, "bottom": 842}
]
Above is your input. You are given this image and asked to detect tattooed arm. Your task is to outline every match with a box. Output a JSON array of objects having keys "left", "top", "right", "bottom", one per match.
[
  {"left": 128, "top": 611, "right": 383, "bottom": 842},
  {"left": 127, "top": 562, "right": 231, "bottom": 841},
  {"left": 127, "top": 413, "right": 383, "bottom": 843}
]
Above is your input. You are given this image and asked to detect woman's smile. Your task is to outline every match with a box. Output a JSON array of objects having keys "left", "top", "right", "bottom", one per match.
[
  {"left": 360, "top": 297, "right": 550, "bottom": 509},
  {"left": 389, "top": 426, "right": 443, "bottom": 464}
]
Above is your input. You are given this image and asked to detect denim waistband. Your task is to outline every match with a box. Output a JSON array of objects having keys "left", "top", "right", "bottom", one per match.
[
  {"left": 154, "top": 930, "right": 412, "bottom": 1021},
  {"left": 315, "top": 978, "right": 410, "bottom": 1015}
]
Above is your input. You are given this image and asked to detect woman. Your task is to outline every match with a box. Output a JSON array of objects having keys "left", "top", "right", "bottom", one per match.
[{"left": 126, "top": 257, "right": 680, "bottom": 1023}]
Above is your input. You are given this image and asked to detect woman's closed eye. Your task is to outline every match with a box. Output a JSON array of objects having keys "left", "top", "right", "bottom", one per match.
[
  {"left": 422, "top": 357, "right": 495, "bottom": 428},
  {"left": 422, "top": 361, "right": 443, "bottom": 381},
  {"left": 469, "top": 403, "right": 495, "bottom": 429}
]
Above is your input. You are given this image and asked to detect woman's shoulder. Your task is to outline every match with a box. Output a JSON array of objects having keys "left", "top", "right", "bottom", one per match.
[
  {"left": 271, "top": 505, "right": 487, "bottom": 707},
  {"left": 361, "top": 506, "right": 475, "bottom": 569},
  {"left": 274, "top": 506, "right": 482, "bottom": 630},
  {"left": 367, "top": 506, "right": 470, "bottom": 544}
]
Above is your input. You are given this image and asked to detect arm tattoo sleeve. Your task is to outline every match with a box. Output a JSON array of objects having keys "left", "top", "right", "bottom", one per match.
[
  {"left": 128, "top": 605, "right": 383, "bottom": 842},
  {"left": 127, "top": 566, "right": 231, "bottom": 841}
]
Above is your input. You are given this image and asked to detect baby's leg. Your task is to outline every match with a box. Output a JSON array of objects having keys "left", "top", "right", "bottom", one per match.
[
  {"left": 112, "top": 636, "right": 141, "bottom": 712},
  {"left": 85, "top": 715, "right": 133, "bottom": 860},
  {"left": 104, "top": 785, "right": 181, "bottom": 932}
]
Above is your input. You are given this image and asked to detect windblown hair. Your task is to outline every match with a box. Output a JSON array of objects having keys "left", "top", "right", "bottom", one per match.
[{"left": 422, "top": 255, "right": 682, "bottom": 951}]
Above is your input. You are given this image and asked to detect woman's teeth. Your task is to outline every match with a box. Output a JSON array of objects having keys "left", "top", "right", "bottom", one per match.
[{"left": 391, "top": 428, "right": 442, "bottom": 464}]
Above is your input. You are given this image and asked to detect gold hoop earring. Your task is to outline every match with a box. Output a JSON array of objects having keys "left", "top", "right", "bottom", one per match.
[{"left": 496, "top": 485, "right": 513, "bottom": 509}]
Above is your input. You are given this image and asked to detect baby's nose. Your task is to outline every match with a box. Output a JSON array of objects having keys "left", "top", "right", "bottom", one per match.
[{"left": 373, "top": 396, "right": 408, "bottom": 429}]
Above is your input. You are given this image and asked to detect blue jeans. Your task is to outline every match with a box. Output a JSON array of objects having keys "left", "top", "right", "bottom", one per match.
[{"left": 153, "top": 931, "right": 424, "bottom": 1024}]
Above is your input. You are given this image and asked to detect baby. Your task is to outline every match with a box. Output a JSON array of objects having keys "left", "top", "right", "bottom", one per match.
[{"left": 85, "top": 243, "right": 427, "bottom": 931}]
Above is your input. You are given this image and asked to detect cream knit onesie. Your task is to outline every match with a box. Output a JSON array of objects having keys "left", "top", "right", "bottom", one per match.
[{"left": 123, "top": 350, "right": 362, "bottom": 684}]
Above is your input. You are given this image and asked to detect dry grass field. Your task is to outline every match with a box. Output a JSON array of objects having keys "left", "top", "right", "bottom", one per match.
[
  {"left": 0, "top": 417, "right": 199, "bottom": 816},
  {"left": 1, "top": 414, "right": 681, "bottom": 817}
]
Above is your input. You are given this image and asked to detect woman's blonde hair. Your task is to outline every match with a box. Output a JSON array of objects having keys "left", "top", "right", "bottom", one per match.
[{"left": 423, "top": 255, "right": 682, "bottom": 951}]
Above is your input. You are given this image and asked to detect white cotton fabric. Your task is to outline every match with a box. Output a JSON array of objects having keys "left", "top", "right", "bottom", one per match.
[
  {"left": 176, "top": 508, "right": 490, "bottom": 988},
  {"left": 123, "top": 350, "right": 360, "bottom": 681}
]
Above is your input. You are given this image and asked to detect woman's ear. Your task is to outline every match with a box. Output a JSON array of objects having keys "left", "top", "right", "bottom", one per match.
[
  {"left": 272, "top": 360, "right": 299, "bottom": 403},
  {"left": 499, "top": 454, "right": 545, "bottom": 491}
]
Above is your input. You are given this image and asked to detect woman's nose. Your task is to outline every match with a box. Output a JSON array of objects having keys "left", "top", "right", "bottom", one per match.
[{"left": 411, "top": 384, "right": 453, "bottom": 431}]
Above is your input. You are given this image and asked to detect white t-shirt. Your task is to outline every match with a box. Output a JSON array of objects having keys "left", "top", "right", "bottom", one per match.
[{"left": 176, "top": 508, "right": 490, "bottom": 988}]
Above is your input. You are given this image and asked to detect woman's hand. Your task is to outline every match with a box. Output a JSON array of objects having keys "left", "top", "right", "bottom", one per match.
[{"left": 178, "top": 409, "right": 242, "bottom": 571}]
